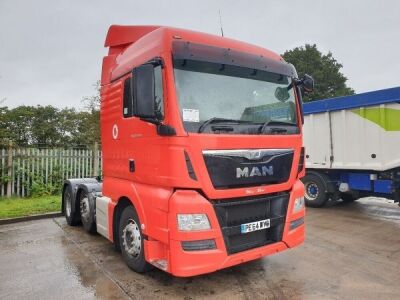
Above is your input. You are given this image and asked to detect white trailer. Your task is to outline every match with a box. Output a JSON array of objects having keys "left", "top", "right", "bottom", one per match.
[{"left": 302, "top": 87, "right": 400, "bottom": 207}]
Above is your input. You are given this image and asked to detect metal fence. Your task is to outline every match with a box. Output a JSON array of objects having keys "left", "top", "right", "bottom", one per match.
[{"left": 0, "top": 144, "right": 101, "bottom": 197}]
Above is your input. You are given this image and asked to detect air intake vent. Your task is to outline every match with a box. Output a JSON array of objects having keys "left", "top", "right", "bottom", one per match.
[
  {"left": 297, "top": 147, "right": 305, "bottom": 175},
  {"left": 184, "top": 151, "right": 197, "bottom": 181}
]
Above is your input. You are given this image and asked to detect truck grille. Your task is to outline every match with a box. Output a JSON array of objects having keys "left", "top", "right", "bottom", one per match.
[
  {"left": 211, "top": 192, "right": 289, "bottom": 254},
  {"left": 203, "top": 149, "right": 294, "bottom": 189}
]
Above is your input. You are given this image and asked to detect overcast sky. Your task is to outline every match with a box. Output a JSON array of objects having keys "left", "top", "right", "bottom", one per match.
[{"left": 1, "top": 0, "right": 399, "bottom": 109}]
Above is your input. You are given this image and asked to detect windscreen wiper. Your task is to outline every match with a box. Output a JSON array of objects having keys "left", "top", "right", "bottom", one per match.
[
  {"left": 198, "top": 117, "right": 252, "bottom": 133},
  {"left": 259, "top": 120, "right": 297, "bottom": 134}
]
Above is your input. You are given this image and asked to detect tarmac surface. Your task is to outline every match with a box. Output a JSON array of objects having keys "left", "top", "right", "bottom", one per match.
[{"left": 0, "top": 197, "right": 399, "bottom": 300}]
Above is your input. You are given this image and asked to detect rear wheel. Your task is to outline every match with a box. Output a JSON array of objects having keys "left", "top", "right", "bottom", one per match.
[
  {"left": 118, "top": 205, "right": 152, "bottom": 273},
  {"left": 63, "top": 185, "right": 79, "bottom": 226},
  {"left": 80, "top": 190, "right": 97, "bottom": 233},
  {"left": 303, "top": 173, "right": 328, "bottom": 207}
]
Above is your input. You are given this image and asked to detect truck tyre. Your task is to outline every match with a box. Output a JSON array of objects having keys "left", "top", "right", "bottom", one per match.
[
  {"left": 302, "top": 173, "right": 328, "bottom": 207},
  {"left": 118, "top": 205, "right": 153, "bottom": 273},
  {"left": 79, "top": 190, "right": 97, "bottom": 234},
  {"left": 63, "top": 184, "right": 79, "bottom": 226}
]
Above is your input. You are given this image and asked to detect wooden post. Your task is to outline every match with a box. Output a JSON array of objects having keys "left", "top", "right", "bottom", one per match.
[
  {"left": 93, "top": 142, "right": 99, "bottom": 178},
  {"left": 6, "top": 141, "right": 13, "bottom": 197}
]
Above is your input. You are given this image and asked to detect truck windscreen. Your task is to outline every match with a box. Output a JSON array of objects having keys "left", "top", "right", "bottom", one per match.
[{"left": 173, "top": 59, "right": 298, "bottom": 134}]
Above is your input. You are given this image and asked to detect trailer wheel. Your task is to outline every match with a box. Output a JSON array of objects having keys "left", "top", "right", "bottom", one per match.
[
  {"left": 303, "top": 173, "right": 328, "bottom": 207},
  {"left": 63, "top": 184, "right": 79, "bottom": 226},
  {"left": 79, "top": 190, "right": 97, "bottom": 234},
  {"left": 118, "top": 205, "right": 152, "bottom": 273}
]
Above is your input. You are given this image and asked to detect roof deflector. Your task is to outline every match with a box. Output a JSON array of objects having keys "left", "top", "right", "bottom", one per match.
[{"left": 104, "top": 25, "right": 161, "bottom": 47}]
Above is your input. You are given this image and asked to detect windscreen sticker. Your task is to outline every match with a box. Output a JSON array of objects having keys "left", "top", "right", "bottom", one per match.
[{"left": 182, "top": 109, "right": 200, "bottom": 122}]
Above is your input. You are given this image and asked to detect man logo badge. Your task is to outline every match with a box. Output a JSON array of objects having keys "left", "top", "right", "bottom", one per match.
[
  {"left": 236, "top": 166, "right": 274, "bottom": 178},
  {"left": 248, "top": 150, "right": 262, "bottom": 160}
]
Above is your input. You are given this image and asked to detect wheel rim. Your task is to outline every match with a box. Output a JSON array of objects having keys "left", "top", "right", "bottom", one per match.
[
  {"left": 80, "top": 195, "right": 90, "bottom": 223},
  {"left": 122, "top": 219, "right": 142, "bottom": 258},
  {"left": 65, "top": 191, "right": 72, "bottom": 217},
  {"left": 305, "top": 181, "right": 319, "bottom": 201}
]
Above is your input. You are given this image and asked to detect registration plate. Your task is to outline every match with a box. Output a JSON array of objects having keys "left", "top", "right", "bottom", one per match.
[{"left": 241, "top": 219, "right": 270, "bottom": 234}]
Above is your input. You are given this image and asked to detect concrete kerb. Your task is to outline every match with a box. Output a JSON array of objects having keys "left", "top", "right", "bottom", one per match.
[{"left": 0, "top": 212, "right": 62, "bottom": 225}]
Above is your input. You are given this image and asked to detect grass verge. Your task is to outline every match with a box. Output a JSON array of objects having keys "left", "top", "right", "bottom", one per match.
[{"left": 0, "top": 195, "right": 61, "bottom": 219}]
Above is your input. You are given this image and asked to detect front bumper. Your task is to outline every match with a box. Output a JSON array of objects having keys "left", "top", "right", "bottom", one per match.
[{"left": 145, "top": 180, "right": 305, "bottom": 277}]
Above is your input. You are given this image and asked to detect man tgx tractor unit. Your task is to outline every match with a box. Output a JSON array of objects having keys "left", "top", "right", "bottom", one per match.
[
  {"left": 302, "top": 87, "right": 400, "bottom": 207},
  {"left": 62, "top": 25, "right": 312, "bottom": 277}
]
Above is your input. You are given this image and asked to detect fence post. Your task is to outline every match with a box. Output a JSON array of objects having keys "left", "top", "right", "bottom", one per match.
[
  {"left": 6, "top": 141, "right": 13, "bottom": 197},
  {"left": 93, "top": 142, "right": 99, "bottom": 177}
]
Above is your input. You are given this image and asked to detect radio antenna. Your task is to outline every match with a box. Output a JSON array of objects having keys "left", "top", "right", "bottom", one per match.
[{"left": 218, "top": 9, "right": 224, "bottom": 37}]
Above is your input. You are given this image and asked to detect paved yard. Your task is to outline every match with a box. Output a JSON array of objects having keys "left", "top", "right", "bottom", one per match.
[{"left": 0, "top": 198, "right": 399, "bottom": 299}]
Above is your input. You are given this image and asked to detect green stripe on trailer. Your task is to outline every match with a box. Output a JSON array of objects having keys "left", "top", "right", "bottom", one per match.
[{"left": 352, "top": 107, "right": 400, "bottom": 131}]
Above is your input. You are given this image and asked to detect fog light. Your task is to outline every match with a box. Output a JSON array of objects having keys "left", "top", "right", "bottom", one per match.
[
  {"left": 177, "top": 214, "right": 211, "bottom": 231},
  {"left": 290, "top": 217, "right": 304, "bottom": 230},
  {"left": 293, "top": 196, "right": 305, "bottom": 213},
  {"left": 181, "top": 239, "right": 216, "bottom": 251}
]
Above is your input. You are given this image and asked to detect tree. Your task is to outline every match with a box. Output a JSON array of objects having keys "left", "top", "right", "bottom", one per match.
[
  {"left": 282, "top": 44, "right": 354, "bottom": 102},
  {"left": 2, "top": 106, "right": 35, "bottom": 146},
  {"left": 81, "top": 81, "right": 101, "bottom": 146},
  {"left": 0, "top": 81, "right": 102, "bottom": 148},
  {"left": 0, "top": 106, "right": 11, "bottom": 146},
  {"left": 30, "top": 106, "right": 61, "bottom": 147}
]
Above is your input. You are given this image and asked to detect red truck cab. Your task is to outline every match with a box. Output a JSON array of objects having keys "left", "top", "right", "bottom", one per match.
[{"left": 62, "top": 25, "right": 310, "bottom": 277}]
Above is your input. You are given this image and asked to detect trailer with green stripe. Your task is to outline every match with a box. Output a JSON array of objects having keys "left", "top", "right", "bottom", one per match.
[{"left": 302, "top": 87, "right": 400, "bottom": 207}]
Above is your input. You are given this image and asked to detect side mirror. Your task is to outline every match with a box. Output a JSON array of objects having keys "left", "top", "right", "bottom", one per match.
[
  {"left": 132, "top": 64, "right": 156, "bottom": 119},
  {"left": 301, "top": 74, "right": 314, "bottom": 93}
]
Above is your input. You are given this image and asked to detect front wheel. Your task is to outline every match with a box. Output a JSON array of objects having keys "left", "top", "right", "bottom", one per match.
[
  {"left": 118, "top": 206, "right": 153, "bottom": 273},
  {"left": 302, "top": 173, "right": 328, "bottom": 208}
]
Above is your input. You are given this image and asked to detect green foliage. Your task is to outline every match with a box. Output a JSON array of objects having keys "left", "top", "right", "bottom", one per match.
[
  {"left": 282, "top": 44, "right": 354, "bottom": 102},
  {"left": 0, "top": 106, "right": 100, "bottom": 148},
  {"left": 0, "top": 82, "right": 101, "bottom": 147},
  {"left": 0, "top": 195, "right": 61, "bottom": 219},
  {"left": 80, "top": 81, "right": 101, "bottom": 146},
  {"left": 14, "top": 162, "right": 69, "bottom": 197}
]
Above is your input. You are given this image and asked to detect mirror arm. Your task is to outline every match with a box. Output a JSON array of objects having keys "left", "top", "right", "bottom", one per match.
[
  {"left": 293, "top": 78, "right": 303, "bottom": 86},
  {"left": 140, "top": 118, "right": 177, "bottom": 136},
  {"left": 296, "top": 86, "right": 305, "bottom": 125},
  {"left": 157, "top": 124, "right": 176, "bottom": 136},
  {"left": 147, "top": 57, "right": 164, "bottom": 68}
]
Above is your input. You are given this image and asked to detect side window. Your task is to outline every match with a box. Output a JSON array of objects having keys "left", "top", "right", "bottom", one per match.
[
  {"left": 123, "top": 77, "right": 133, "bottom": 118},
  {"left": 154, "top": 65, "right": 164, "bottom": 120}
]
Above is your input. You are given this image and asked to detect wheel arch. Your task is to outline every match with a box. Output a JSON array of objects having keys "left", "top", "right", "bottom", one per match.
[
  {"left": 106, "top": 179, "right": 149, "bottom": 244},
  {"left": 112, "top": 196, "right": 135, "bottom": 251}
]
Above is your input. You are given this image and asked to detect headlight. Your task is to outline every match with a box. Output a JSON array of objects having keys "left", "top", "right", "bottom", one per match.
[
  {"left": 177, "top": 214, "right": 211, "bottom": 231},
  {"left": 293, "top": 196, "right": 305, "bottom": 213}
]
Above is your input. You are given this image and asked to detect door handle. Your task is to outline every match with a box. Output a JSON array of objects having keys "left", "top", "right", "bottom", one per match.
[{"left": 129, "top": 159, "right": 135, "bottom": 172}]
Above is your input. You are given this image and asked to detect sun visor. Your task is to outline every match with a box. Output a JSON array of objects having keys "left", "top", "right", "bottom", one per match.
[{"left": 172, "top": 41, "right": 297, "bottom": 78}]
